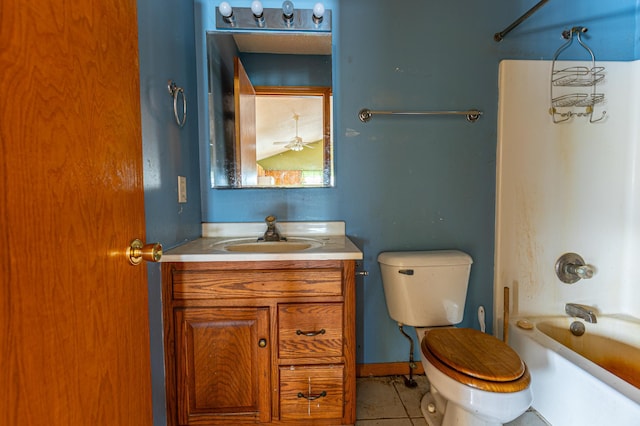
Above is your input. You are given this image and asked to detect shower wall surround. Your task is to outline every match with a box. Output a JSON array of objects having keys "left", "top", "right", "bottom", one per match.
[{"left": 495, "top": 59, "right": 640, "bottom": 332}]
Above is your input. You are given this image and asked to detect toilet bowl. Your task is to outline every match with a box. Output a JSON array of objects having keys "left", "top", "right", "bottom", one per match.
[
  {"left": 377, "top": 251, "right": 532, "bottom": 426},
  {"left": 417, "top": 327, "right": 532, "bottom": 426}
]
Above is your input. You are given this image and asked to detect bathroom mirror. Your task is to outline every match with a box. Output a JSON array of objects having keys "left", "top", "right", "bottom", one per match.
[{"left": 207, "top": 31, "right": 333, "bottom": 188}]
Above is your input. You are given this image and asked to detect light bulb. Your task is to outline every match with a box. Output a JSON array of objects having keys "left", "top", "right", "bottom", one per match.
[
  {"left": 312, "top": 2, "right": 324, "bottom": 24},
  {"left": 218, "top": 2, "right": 233, "bottom": 18},
  {"left": 251, "top": 0, "right": 264, "bottom": 26},
  {"left": 282, "top": 0, "right": 294, "bottom": 18},
  {"left": 313, "top": 3, "right": 324, "bottom": 19},
  {"left": 251, "top": 0, "right": 263, "bottom": 17}
]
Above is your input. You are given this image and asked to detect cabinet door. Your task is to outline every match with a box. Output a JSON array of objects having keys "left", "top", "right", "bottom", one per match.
[{"left": 175, "top": 307, "right": 270, "bottom": 425}]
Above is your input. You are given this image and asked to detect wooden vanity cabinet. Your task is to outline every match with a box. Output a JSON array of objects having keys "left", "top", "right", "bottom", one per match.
[{"left": 162, "top": 260, "right": 356, "bottom": 426}]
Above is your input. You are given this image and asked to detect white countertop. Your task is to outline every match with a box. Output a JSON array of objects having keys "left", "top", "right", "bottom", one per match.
[{"left": 161, "top": 221, "right": 363, "bottom": 262}]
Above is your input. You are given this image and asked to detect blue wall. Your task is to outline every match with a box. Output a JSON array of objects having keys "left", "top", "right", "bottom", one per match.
[
  {"left": 137, "top": 0, "right": 202, "bottom": 423},
  {"left": 201, "top": 0, "right": 639, "bottom": 364},
  {"left": 138, "top": 0, "right": 639, "bottom": 423}
]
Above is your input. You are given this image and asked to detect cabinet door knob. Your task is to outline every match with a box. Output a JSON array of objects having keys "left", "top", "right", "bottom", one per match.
[{"left": 258, "top": 338, "right": 267, "bottom": 348}]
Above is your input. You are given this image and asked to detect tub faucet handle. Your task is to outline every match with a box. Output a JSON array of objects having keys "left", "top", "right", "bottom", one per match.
[
  {"left": 567, "top": 263, "right": 594, "bottom": 280},
  {"left": 555, "top": 252, "right": 595, "bottom": 284}
]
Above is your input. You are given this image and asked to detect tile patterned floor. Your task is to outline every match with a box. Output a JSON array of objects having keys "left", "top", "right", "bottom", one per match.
[{"left": 356, "top": 376, "right": 550, "bottom": 426}]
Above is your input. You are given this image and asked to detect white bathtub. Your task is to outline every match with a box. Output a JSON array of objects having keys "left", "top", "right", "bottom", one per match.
[{"left": 509, "top": 315, "right": 640, "bottom": 426}]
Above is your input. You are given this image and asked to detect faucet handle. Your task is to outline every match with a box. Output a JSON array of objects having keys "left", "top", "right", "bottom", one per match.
[
  {"left": 261, "top": 215, "right": 284, "bottom": 241},
  {"left": 569, "top": 264, "right": 594, "bottom": 280},
  {"left": 555, "top": 252, "right": 595, "bottom": 284}
]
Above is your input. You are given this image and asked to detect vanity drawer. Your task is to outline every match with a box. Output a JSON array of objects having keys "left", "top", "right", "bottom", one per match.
[
  {"left": 279, "top": 365, "right": 344, "bottom": 420},
  {"left": 278, "top": 303, "right": 343, "bottom": 358},
  {"left": 172, "top": 269, "right": 343, "bottom": 299}
]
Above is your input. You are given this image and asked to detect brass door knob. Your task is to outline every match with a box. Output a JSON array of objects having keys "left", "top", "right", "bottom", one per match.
[
  {"left": 128, "top": 239, "right": 162, "bottom": 265},
  {"left": 258, "top": 338, "right": 267, "bottom": 348}
]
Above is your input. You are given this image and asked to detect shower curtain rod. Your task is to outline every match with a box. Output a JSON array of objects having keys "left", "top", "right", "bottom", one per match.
[{"left": 494, "top": 0, "right": 550, "bottom": 42}]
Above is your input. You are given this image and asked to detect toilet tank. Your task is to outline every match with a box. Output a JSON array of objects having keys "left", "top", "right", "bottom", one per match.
[{"left": 377, "top": 250, "right": 473, "bottom": 327}]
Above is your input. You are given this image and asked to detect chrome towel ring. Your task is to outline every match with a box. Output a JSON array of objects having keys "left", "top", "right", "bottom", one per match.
[{"left": 167, "top": 80, "right": 186, "bottom": 128}]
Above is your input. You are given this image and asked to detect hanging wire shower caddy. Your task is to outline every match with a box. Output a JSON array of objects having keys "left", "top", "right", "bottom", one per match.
[{"left": 549, "top": 26, "right": 606, "bottom": 123}]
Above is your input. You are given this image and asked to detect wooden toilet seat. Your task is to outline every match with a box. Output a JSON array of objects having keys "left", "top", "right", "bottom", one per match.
[{"left": 421, "top": 328, "right": 531, "bottom": 393}]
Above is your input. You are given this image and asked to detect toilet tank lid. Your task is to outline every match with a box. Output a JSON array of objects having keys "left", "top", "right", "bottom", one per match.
[{"left": 378, "top": 250, "right": 473, "bottom": 267}]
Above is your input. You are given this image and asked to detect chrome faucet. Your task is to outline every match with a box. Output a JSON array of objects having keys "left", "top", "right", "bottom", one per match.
[
  {"left": 565, "top": 303, "right": 598, "bottom": 323},
  {"left": 260, "top": 215, "right": 285, "bottom": 242}
]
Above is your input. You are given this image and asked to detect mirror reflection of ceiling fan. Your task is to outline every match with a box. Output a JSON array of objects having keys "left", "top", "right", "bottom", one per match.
[{"left": 273, "top": 114, "right": 314, "bottom": 152}]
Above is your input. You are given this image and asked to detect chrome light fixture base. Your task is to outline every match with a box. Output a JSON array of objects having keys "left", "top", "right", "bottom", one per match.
[{"left": 216, "top": 6, "right": 331, "bottom": 32}]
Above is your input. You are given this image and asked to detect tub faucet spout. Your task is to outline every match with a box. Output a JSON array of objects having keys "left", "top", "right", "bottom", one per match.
[{"left": 565, "top": 303, "right": 597, "bottom": 323}]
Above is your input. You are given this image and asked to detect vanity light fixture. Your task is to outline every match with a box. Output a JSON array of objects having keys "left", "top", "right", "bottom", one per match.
[
  {"left": 218, "top": 1, "right": 235, "bottom": 25},
  {"left": 282, "top": 1, "right": 294, "bottom": 26},
  {"left": 251, "top": 1, "right": 265, "bottom": 27},
  {"left": 215, "top": 2, "right": 330, "bottom": 32}
]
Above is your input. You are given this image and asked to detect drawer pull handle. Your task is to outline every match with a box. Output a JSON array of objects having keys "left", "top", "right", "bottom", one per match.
[
  {"left": 296, "top": 329, "right": 326, "bottom": 337},
  {"left": 297, "top": 391, "right": 327, "bottom": 401},
  {"left": 258, "top": 338, "right": 267, "bottom": 348}
]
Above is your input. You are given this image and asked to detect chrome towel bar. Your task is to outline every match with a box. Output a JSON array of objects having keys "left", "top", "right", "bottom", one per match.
[{"left": 358, "top": 108, "right": 483, "bottom": 123}]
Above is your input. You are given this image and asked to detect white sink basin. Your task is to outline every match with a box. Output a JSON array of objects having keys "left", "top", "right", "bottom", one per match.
[
  {"left": 212, "top": 237, "right": 323, "bottom": 253},
  {"left": 161, "top": 223, "right": 364, "bottom": 262}
]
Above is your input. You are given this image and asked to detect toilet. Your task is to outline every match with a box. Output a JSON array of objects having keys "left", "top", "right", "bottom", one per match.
[{"left": 378, "top": 250, "right": 532, "bottom": 426}]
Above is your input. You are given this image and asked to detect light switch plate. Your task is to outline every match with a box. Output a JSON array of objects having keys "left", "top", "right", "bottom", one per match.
[{"left": 178, "top": 176, "right": 187, "bottom": 203}]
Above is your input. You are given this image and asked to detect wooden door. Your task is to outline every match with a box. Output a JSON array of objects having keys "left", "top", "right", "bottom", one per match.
[
  {"left": 0, "top": 1, "right": 153, "bottom": 425},
  {"left": 234, "top": 57, "right": 258, "bottom": 186}
]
